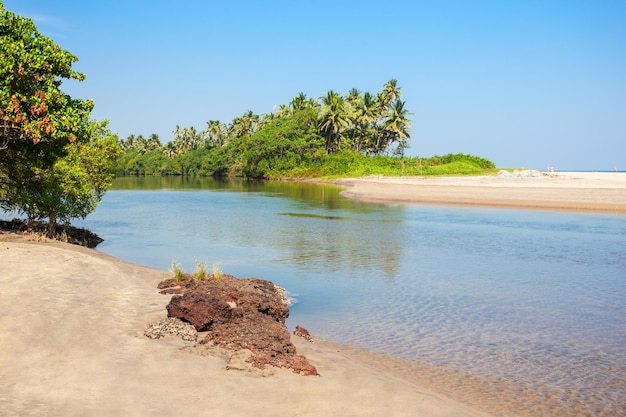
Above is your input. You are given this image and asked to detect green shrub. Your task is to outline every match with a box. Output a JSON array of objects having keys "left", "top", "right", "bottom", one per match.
[{"left": 169, "top": 261, "right": 185, "bottom": 282}]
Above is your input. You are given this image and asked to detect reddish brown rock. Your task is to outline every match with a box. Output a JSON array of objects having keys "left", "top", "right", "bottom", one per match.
[
  {"left": 160, "top": 274, "right": 318, "bottom": 376},
  {"left": 293, "top": 325, "right": 314, "bottom": 342}
]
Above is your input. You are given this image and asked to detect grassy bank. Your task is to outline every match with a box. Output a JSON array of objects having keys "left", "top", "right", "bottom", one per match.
[{"left": 116, "top": 150, "right": 498, "bottom": 179}]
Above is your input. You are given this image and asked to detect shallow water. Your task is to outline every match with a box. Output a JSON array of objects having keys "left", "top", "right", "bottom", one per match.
[{"left": 78, "top": 177, "right": 625, "bottom": 416}]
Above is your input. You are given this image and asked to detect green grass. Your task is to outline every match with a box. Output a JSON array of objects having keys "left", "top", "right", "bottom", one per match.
[
  {"left": 211, "top": 262, "right": 223, "bottom": 282},
  {"left": 169, "top": 261, "right": 185, "bottom": 282},
  {"left": 169, "top": 260, "right": 223, "bottom": 282},
  {"left": 296, "top": 151, "right": 498, "bottom": 179},
  {"left": 192, "top": 260, "right": 209, "bottom": 282}
]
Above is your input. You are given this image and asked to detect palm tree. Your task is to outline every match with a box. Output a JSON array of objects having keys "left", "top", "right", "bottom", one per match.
[
  {"left": 147, "top": 133, "right": 161, "bottom": 151},
  {"left": 275, "top": 104, "right": 291, "bottom": 118},
  {"left": 242, "top": 110, "right": 260, "bottom": 135},
  {"left": 379, "top": 79, "right": 401, "bottom": 111},
  {"left": 230, "top": 110, "right": 260, "bottom": 138},
  {"left": 290, "top": 92, "right": 318, "bottom": 113},
  {"left": 186, "top": 126, "right": 203, "bottom": 151},
  {"left": 163, "top": 141, "right": 177, "bottom": 158},
  {"left": 290, "top": 92, "right": 307, "bottom": 111},
  {"left": 319, "top": 90, "right": 351, "bottom": 154},
  {"left": 205, "top": 120, "right": 225, "bottom": 147},
  {"left": 381, "top": 100, "right": 412, "bottom": 155},
  {"left": 119, "top": 134, "right": 135, "bottom": 151},
  {"left": 354, "top": 92, "right": 380, "bottom": 152},
  {"left": 134, "top": 134, "right": 148, "bottom": 154}
]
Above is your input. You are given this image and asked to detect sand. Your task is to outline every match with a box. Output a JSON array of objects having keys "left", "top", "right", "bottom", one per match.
[
  {"left": 336, "top": 172, "right": 626, "bottom": 213},
  {"left": 0, "top": 237, "right": 491, "bottom": 417}
]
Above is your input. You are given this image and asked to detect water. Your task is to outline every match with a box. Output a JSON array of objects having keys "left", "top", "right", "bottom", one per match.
[{"left": 78, "top": 177, "right": 625, "bottom": 416}]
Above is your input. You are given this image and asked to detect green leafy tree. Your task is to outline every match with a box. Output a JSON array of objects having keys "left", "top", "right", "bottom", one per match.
[
  {"left": 0, "top": 3, "right": 122, "bottom": 235},
  {"left": 0, "top": 2, "right": 93, "bottom": 176},
  {"left": 241, "top": 108, "right": 324, "bottom": 178},
  {"left": 3, "top": 120, "right": 121, "bottom": 235}
]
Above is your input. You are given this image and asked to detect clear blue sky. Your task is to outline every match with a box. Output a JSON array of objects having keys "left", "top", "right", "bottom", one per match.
[{"left": 6, "top": 0, "right": 626, "bottom": 170}]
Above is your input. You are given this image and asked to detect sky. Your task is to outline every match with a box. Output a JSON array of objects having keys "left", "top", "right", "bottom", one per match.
[{"left": 5, "top": 0, "right": 626, "bottom": 171}]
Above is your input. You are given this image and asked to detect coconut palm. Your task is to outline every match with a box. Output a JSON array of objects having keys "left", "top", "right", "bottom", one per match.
[
  {"left": 290, "top": 92, "right": 318, "bottom": 113},
  {"left": 381, "top": 99, "right": 411, "bottom": 155},
  {"left": 205, "top": 120, "right": 226, "bottom": 147},
  {"left": 379, "top": 79, "right": 401, "bottom": 111},
  {"left": 163, "top": 141, "right": 177, "bottom": 158},
  {"left": 354, "top": 92, "right": 380, "bottom": 152},
  {"left": 230, "top": 110, "right": 260, "bottom": 138},
  {"left": 147, "top": 133, "right": 161, "bottom": 151},
  {"left": 319, "top": 90, "right": 351, "bottom": 154}
]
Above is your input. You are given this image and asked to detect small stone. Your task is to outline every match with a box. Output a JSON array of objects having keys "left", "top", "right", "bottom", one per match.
[
  {"left": 293, "top": 325, "right": 314, "bottom": 342},
  {"left": 144, "top": 317, "right": 198, "bottom": 342}
]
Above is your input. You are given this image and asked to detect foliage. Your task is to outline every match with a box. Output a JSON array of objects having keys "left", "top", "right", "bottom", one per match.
[
  {"left": 168, "top": 260, "right": 223, "bottom": 282},
  {"left": 0, "top": 1, "right": 93, "bottom": 170},
  {"left": 113, "top": 78, "right": 498, "bottom": 179},
  {"left": 0, "top": 3, "right": 121, "bottom": 236},
  {"left": 169, "top": 261, "right": 185, "bottom": 282},
  {"left": 239, "top": 108, "right": 324, "bottom": 178},
  {"left": 424, "top": 153, "right": 495, "bottom": 170},
  {"left": 193, "top": 260, "right": 209, "bottom": 282},
  {"left": 211, "top": 262, "right": 223, "bottom": 282},
  {"left": 114, "top": 80, "right": 415, "bottom": 178},
  {"left": 1, "top": 120, "right": 121, "bottom": 234},
  {"left": 309, "top": 151, "right": 496, "bottom": 178}
]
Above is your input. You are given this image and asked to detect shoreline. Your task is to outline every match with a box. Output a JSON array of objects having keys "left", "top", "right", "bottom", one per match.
[
  {"left": 332, "top": 172, "right": 626, "bottom": 214},
  {"left": 0, "top": 236, "right": 493, "bottom": 417}
]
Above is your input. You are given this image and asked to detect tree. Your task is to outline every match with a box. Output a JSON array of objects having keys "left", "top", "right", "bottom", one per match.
[
  {"left": 205, "top": 120, "right": 226, "bottom": 147},
  {"left": 0, "top": 3, "right": 120, "bottom": 236},
  {"left": 2, "top": 120, "right": 121, "bottom": 235},
  {"left": 241, "top": 108, "right": 324, "bottom": 178},
  {"left": 147, "top": 133, "right": 162, "bottom": 151},
  {"left": 319, "top": 90, "right": 350, "bottom": 154},
  {"left": 0, "top": 2, "right": 93, "bottom": 175},
  {"left": 382, "top": 99, "right": 412, "bottom": 155}
]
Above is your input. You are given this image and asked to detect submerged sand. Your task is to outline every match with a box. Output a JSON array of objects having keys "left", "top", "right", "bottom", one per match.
[
  {"left": 0, "top": 238, "right": 491, "bottom": 417},
  {"left": 336, "top": 172, "right": 626, "bottom": 213}
]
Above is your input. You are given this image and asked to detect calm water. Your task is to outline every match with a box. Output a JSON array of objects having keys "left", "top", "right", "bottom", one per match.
[{"left": 78, "top": 177, "right": 625, "bottom": 416}]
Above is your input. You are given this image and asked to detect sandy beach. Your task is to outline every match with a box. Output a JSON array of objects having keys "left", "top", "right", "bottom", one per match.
[
  {"left": 336, "top": 172, "right": 626, "bottom": 213},
  {"left": 0, "top": 236, "right": 492, "bottom": 417}
]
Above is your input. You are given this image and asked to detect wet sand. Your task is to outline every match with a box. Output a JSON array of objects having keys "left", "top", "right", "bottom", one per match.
[
  {"left": 0, "top": 236, "right": 491, "bottom": 417},
  {"left": 335, "top": 172, "right": 626, "bottom": 213}
]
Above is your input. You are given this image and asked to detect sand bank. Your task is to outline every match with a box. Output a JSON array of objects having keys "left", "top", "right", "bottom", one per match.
[
  {"left": 0, "top": 237, "right": 491, "bottom": 417},
  {"left": 336, "top": 172, "right": 626, "bottom": 213}
]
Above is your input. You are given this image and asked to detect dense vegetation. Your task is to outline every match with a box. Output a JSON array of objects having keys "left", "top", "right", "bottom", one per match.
[
  {"left": 116, "top": 84, "right": 495, "bottom": 179},
  {"left": 0, "top": 2, "right": 120, "bottom": 235}
]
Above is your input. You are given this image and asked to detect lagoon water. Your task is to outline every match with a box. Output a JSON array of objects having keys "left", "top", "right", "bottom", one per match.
[{"left": 80, "top": 177, "right": 625, "bottom": 416}]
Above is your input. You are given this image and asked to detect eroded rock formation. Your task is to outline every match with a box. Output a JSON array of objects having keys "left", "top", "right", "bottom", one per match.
[{"left": 157, "top": 274, "right": 318, "bottom": 376}]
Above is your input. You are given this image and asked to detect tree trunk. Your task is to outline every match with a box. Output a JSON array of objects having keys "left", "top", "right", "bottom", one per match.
[{"left": 47, "top": 213, "right": 57, "bottom": 238}]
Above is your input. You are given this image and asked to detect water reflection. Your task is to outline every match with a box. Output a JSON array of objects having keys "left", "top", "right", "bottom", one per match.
[{"left": 93, "top": 177, "right": 406, "bottom": 282}]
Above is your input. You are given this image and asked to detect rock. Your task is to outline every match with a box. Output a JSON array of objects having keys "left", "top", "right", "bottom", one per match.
[
  {"left": 144, "top": 317, "right": 198, "bottom": 342},
  {"left": 293, "top": 325, "right": 314, "bottom": 342},
  {"left": 159, "top": 274, "right": 319, "bottom": 376}
]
